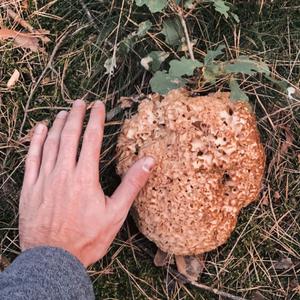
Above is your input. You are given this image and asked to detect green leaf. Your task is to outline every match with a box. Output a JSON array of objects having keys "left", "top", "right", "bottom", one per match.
[
  {"left": 203, "top": 63, "right": 221, "bottom": 83},
  {"left": 230, "top": 12, "right": 240, "bottom": 23},
  {"left": 210, "top": 0, "right": 230, "bottom": 18},
  {"left": 141, "top": 51, "right": 170, "bottom": 72},
  {"left": 265, "top": 75, "right": 289, "bottom": 91},
  {"left": 184, "top": 0, "right": 194, "bottom": 8},
  {"left": 229, "top": 79, "right": 249, "bottom": 101},
  {"left": 224, "top": 56, "right": 270, "bottom": 75},
  {"left": 137, "top": 20, "right": 152, "bottom": 37},
  {"left": 204, "top": 44, "right": 225, "bottom": 65},
  {"left": 120, "top": 35, "right": 136, "bottom": 54},
  {"left": 150, "top": 71, "right": 186, "bottom": 94},
  {"left": 135, "top": 0, "right": 168, "bottom": 13},
  {"left": 169, "top": 57, "right": 202, "bottom": 77},
  {"left": 162, "top": 17, "right": 185, "bottom": 47}
]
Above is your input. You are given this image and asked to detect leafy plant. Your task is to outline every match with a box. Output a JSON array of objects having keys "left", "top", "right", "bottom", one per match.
[
  {"left": 149, "top": 57, "right": 202, "bottom": 94},
  {"left": 105, "top": 0, "right": 272, "bottom": 101},
  {"left": 135, "top": 0, "right": 168, "bottom": 13}
]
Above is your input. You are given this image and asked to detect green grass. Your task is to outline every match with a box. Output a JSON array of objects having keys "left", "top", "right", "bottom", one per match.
[{"left": 0, "top": 0, "right": 300, "bottom": 299}]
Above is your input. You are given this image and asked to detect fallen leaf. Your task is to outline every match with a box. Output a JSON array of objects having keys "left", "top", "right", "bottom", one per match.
[
  {"left": 0, "top": 254, "right": 10, "bottom": 272},
  {"left": 289, "top": 278, "right": 299, "bottom": 291},
  {"left": 274, "top": 191, "right": 280, "bottom": 201},
  {"left": 280, "top": 126, "right": 293, "bottom": 156},
  {"left": 274, "top": 257, "right": 294, "bottom": 270},
  {"left": 154, "top": 248, "right": 172, "bottom": 267},
  {"left": 293, "top": 285, "right": 300, "bottom": 294},
  {"left": 118, "top": 94, "right": 146, "bottom": 109},
  {"left": 119, "top": 97, "right": 134, "bottom": 109},
  {"left": 7, "top": 69, "right": 20, "bottom": 88},
  {"left": 6, "top": 8, "right": 50, "bottom": 43},
  {"left": 0, "top": 28, "right": 42, "bottom": 52},
  {"left": 297, "top": 153, "right": 300, "bottom": 164},
  {"left": 251, "top": 291, "right": 267, "bottom": 300},
  {"left": 175, "top": 254, "right": 205, "bottom": 282},
  {"left": 261, "top": 194, "right": 269, "bottom": 206},
  {"left": 22, "top": 0, "right": 29, "bottom": 10}
]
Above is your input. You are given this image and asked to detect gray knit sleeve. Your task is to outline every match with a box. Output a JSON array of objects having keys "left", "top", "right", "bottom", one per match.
[{"left": 0, "top": 247, "right": 94, "bottom": 299}]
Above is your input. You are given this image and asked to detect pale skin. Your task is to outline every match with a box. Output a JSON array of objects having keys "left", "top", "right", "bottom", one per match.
[{"left": 19, "top": 99, "right": 155, "bottom": 267}]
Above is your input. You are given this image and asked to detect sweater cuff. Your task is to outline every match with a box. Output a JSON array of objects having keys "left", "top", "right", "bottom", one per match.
[{"left": 1, "top": 247, "right": 94, "bottom": 299}]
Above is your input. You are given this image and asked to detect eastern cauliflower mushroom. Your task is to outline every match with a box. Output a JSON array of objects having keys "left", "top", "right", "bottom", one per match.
[{"left": 116, "top": 88, "right": 265, "bottom": 279}]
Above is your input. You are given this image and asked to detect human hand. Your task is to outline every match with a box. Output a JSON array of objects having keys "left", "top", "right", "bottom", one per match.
[{"left": 19, "top": 100, "right": 155, "bottom": 267}]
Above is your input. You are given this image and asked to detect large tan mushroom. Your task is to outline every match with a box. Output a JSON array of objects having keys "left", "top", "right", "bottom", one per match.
[{"left": 116, "top": 88, "right": 265, "bottom": 279}]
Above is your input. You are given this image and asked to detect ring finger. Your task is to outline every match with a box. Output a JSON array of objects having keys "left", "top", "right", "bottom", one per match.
[{"left": 40, "top": 110, "right": 68, "bottom": 174}]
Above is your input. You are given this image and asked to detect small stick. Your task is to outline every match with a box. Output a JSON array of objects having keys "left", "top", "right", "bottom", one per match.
[
  {"left": 178, "top": 10, "right": 195, "bottom": 60},
  {"left": 137, "top": 242, "right": 247, "bottom": 300},
  {"left": 18, "top": 27, "right": 71, "bottom": 138}
]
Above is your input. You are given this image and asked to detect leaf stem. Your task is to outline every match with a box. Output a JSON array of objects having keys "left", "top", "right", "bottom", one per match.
[{"left": 178, "top": 11, "right": 195, "bottom": 61}]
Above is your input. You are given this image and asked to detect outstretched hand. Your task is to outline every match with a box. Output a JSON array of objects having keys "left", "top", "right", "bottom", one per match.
[{"left": 19, "top": 100, "right": 155, "bottom": 267}]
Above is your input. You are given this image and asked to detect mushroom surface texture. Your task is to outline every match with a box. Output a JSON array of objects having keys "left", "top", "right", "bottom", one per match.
[{"left": 116, "top": 88, "right": 265, "bottom": 255}]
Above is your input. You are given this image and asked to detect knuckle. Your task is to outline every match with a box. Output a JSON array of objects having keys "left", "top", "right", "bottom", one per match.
[
  {"left": 44, "top": 135, "right": 58, "bottom": 150},
  {"left": 25, "top": 155, "right": 39, "bottom": 167},
  {"left": 51, "top": 167, "right": 69, "bottom": 182},
  {"left": 84, "top": 127, "right": 100, "bottom": 141},
  {"left": 61, "top": 128, "right": 78, "bottom": 140},
  {"left": 31, "top": 133, "right": 44, "bottom": 143},
  {"left": 76, "top": 173, "right": 95, "bottom": 186},
  {"left": 126, "top": 176, "right": 142, "bottom": 191}
]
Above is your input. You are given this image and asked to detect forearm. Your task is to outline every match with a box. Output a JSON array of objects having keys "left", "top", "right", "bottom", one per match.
[{"left": 0, "top": 247, "right": 94, "bottom": 300}]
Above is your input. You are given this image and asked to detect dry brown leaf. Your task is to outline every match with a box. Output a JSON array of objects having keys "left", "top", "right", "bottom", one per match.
[
  {"left": 21, "top": 0, "right": 29, "bottom": 10},
  {"left": 175, "top": 254, "right": 205, "bottom": 282},
  {"left": 0, "top": 254, "right": 10, "bottom": 272},
  {"left": 7, "top": 69, "right": 20, "bottom": 88},
  {"left": 0, "top": 28, "right": 42, "bottom": 52},
  {"left": 118, "top": 94, "right": 147, "bottom": 109},
  {"left": 289, "top": 278, "right": 299, "bottom": 292},
  {"left": 6, "top": 8, "right": 51, "bottom": 43},
  {"left": 280, "top": 126, "right": 293, "bottom": 156},
  {"left": 261, "top": 194, "right": 269, "bottom": 206},
  {"left": 273, "top": 257, "right": 294, "bottom": 270},
  {"left": 119, "top": 96, "right": 134, "bottom": 109},
  {"left": 154, "top": 248, "right": 172, "bottom": 267},
  {"left": 294, "top": 285, "right": 300, "bottom": 294},
  {"left": 274, "top": 191, "right": 280, "bottom": 202}
]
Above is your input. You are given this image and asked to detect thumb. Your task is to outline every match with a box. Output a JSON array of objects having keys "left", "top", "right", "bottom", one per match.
[{"left": 107, "top": 156, "right": 155, "bottom": 219}]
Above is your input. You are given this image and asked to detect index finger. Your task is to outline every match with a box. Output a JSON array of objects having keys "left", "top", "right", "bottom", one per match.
[{"left": 77, "top": 101, "right": 105, "bottom": 180}]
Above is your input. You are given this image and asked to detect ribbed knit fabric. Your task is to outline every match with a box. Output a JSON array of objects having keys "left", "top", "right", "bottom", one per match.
[{"left": 0, "top": 247, "right": 94, "bottom": 299}]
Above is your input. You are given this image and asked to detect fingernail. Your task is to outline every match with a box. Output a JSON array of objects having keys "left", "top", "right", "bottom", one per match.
[
  {"left": 35, "top": 123, "right": 45, "bottom": 134},
  {"left": 57, "top": 110, "right": 68, "bottom": 118},
  {"left": 73, "top": 99, "right": 85, "bottom": 107},
  {"left": 142, "top": 156, "right": 156, "bottom": 172},
  {"left": 93, "top": 100, "right": 103, "bottom": 107}
]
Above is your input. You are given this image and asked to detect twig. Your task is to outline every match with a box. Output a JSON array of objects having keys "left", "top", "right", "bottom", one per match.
[
  {"left": 79, "top": 0, "right": 98, "bottom": 30},
  {"left": 178, "top": 10, "right": 195, "bottom": 60},
  {"left": 136, "top": 241, "right": 247, "bottom": 300},
  {"left": 18, "top": 28, "right": 71, "bottom": 138}
]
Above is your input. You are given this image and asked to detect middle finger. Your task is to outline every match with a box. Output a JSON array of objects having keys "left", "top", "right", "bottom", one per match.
[{"left": 55, "top": 100, "right": 86, "bottom": 169}]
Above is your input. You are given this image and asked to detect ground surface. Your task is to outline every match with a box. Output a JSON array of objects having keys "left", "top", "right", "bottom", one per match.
[{"left": 0, "top": 1, "right": 299, "bottom": 299}]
